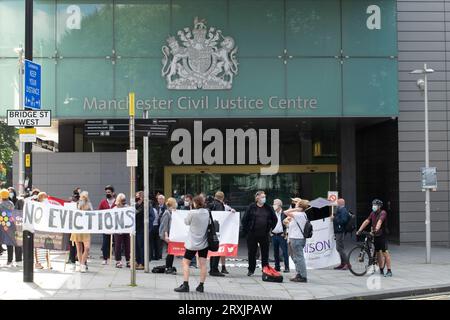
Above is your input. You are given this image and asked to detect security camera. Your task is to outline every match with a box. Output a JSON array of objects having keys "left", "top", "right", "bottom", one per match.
[{"left": 416, "top": 79, "right": 425, "bottom": 91}]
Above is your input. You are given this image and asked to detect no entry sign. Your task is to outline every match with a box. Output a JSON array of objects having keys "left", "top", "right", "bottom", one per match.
[{"left": 327, "top": 191, "right": 338, "bottom": 205}]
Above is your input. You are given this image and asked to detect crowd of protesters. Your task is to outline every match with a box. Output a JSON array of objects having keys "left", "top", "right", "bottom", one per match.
[{"left": 1, "top": 183, "right": 393, "bottom": 293}]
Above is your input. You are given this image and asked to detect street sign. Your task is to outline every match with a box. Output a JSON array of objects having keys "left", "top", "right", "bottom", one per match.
[
  {"left": 421, "top": 167, "right": 437, "bottom": 190},
  {"left": 19, "top": 128, "right": 37, "bottom": 143},
  {"left": 127, "top": 149, "right": 138, "bottom": 167},
  {"left": 24, "top": 60, "right": 41, "bottom": 110},
  {"left": 327, "top": 191, "right": 338, "bottom": 205},
  {"left": 7, "top": 110, "right": 51, "bottom": 127},
  {"left": 83, "top": 119, "right": 175, "bottom": 138}
]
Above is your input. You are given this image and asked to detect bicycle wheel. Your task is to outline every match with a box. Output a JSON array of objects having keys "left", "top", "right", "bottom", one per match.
[{"left": 348, "top": 245, "right": 370, "bottom": 276}]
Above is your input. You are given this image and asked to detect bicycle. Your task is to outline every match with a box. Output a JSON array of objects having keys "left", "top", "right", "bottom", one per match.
[{"left": 347, "top": 231, "right": 378, "bottom": 276}]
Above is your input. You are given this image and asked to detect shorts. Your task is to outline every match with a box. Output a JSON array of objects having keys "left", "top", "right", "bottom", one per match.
[
  {"left": 374, "top": 235, "right": 388, "bottom": 252},
  {"left": 184, "top": 247, "right": 209, "bottom": 260}
]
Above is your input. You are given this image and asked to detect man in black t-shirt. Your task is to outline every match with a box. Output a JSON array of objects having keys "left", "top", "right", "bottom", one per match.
[{"left": 242, "top": 191, "right": 278, "bottom": 276}]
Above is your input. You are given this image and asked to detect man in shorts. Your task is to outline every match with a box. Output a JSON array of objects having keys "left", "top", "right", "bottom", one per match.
[{"left": 356, "top": 199, "right": 392, "bottom": 277}]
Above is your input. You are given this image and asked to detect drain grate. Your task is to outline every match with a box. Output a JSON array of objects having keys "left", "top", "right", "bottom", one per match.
[{"left": 178, "top": 292, "right": 285, "bottom": 300}]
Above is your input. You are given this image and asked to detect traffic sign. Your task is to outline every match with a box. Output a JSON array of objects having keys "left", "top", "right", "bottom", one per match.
[
  {"left": 24, "top": 60, "right": 41, "bottom": 110},
  {"left": 7, "top": 110, "right": 51, "bottom": 127},
  {"left": 19, "top": 127, "right": 37, "bottom": 143},
  {"left": 83, "top": 119, "right": 176, "bottom": 138},
  {"left": 327, "top": 191, "right": 338, "bottom": 205}
]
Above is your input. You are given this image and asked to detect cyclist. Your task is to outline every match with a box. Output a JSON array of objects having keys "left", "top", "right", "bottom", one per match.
[{"left": 356, "top": 199, "right": 392, "bottom": 277}]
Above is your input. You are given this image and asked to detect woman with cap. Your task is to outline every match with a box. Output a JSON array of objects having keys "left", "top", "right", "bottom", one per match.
[{"left": 284, "top": 198, "right": 310, "bottom": 283}]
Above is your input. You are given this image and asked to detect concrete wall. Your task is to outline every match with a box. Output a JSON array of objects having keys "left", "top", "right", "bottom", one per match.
[
  {"left": 398, "top": 0, "right": 450, "bottom": 246},
  {"left": 13, "top": 152, "right": 130, "bottom": 208}
]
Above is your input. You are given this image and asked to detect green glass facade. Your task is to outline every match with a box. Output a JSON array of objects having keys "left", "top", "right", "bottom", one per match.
[{"left": 0, "top": 0, "right": 398, "bottom": 119}]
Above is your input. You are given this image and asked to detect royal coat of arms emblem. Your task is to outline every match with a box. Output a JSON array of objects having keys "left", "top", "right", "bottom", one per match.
[{"left": 162, "top": 17, "right": 238, "bottom": 90}]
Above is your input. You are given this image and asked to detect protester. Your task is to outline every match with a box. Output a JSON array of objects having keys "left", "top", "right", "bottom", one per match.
[
  {"left": 272, "top": 199, "right": 290, "bottom": 273},
  {"left": 174, "top": 195, "right": 210, "bottom": 293},
  {"left": 284, "top": 199, "right": 310, "bottom": 282},
  {"left": 242, "top": 191, "right": 277, "bottom": 276},
  {"left": 356, "top": 199, "right": 393, "bottom": 277},
  {"left": 0, "top": 189, "right": 21, "bottom": 266},
  {"left": 98, "top": 185, "right": 116, "bottom": 265},
  {"left": 151, "top": 194, "right": 166, "bottom": 260},
  {"left": 135, "top": 191, "right": 154, "bottom": 270},
  {"left": 67, "top": 188, "right": 80, "bottom": 270},
  {"left": 180, "top": 194, "right": 197, "bottom": 268},
  {"left": 35, "top": 192, "right": 51, "bottom": 270},
  {"left": 332, "top": 198, "right": 350, "bottom": 270},
  {"left": 69, "top": 191, "right": 92, "bottom": 273},
  {"left": 114, "top": 193, "right": 130, "bottom": 268},
  {"left": 9, "top": 187, "right": 23, "bottom": 265},
  {"left": 159, "top": 197, "right": 177, "bottom": 274}
]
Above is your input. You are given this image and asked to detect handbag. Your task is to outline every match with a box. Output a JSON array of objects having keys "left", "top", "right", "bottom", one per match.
[{"left": 207, "top": 210, "right": 220, "bottom": 252}]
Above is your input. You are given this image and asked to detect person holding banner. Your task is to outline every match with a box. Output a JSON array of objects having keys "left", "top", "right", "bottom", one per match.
[
  {"left": 114, "top": 193, "right": 131, "bottom": 268},
  {"left": 70, "top": 191, "right": 92, "bottom": 273},
  {"left": 34, "top": 192, "right": 52, "bottom": 270},
  {"left": 284, "top": 199, "right": 310, "bottom": 283},
  {"left": 98, "top": 185, "right": 116, "bottom": 265},
  {"left": 174, "top": 195, "right": 210, "bottom": 293},
  {"left": 160, "top": 197, "right": 178, "bottom": 274},
  {"left": 0, "top": 189, "right": 21, "bottom": 266}
]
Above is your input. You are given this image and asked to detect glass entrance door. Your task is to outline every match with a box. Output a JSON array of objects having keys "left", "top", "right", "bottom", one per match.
[{"left": 167, "top": 165, "right": 337, "bottom": 211}]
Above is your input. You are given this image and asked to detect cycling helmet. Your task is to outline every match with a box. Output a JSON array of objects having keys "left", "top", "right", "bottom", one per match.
[{"left": 372, "top": 199, "right": 383, "bottom": 206}]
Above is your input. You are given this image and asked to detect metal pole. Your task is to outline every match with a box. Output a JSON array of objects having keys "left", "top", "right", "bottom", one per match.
[
  {"left": 424, "top": 64, "right": 431, "bottom": 264},
  {"left": 23, "top": 0, "right": 34, "bottom": 283},
  {"left": 129, "top": 92, "right": 137, "bottom": 286},
  {"left": 143, "top": 110, "right": 150, "bottom": 273},
  {"left": 17, "top": 47, "right": 25, "bottom": 196}
]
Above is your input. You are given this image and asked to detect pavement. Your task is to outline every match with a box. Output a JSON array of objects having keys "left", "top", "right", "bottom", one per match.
[{"left": 1, "top": 241, "right": 450, "bottom": 300}]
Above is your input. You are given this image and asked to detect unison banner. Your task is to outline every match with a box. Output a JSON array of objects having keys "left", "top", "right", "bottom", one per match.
[
  {"left": 289, "top": 217, "right": 341, "bottom": 269},
  {"left": 168, "top": 210, "right": 240, "bottom": 257},
  {"left": 23, "top": 200, "right": 135, "bottom": 234}
]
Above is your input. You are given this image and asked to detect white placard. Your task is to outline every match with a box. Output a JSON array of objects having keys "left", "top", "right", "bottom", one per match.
[
  {"left": 126, "top": 149, "right": 138, "bottom": 167},
  {"left": 327, "top": 191, "right": 338, "bottom": 205}
]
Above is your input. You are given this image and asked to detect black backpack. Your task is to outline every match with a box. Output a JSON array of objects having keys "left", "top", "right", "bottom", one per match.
[
  {"left": 207, "top": 210, "right": 220, "bottom": 252},
  {"left": 295, "top": 215, "right": 313, "bottom": 239},
  {"left": 345, "top": 210, "right": 357, "bottom": 234}
]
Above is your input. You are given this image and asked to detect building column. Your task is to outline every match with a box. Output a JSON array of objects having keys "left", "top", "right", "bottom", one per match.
[{"left": 340, "top": 120, "right": 357, "bottom": 212}]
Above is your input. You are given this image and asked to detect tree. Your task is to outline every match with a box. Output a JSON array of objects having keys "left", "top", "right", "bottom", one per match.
[{"left": 0, "top": 121, "right": 17, "bottom": 187}]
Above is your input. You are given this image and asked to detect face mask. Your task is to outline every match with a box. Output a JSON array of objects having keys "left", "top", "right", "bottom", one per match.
[
  {"left": 135, "top": 197, "right": 140, "bottom": 203},
  {"left": 259, "top": 197, "right": 266, "bottom": 204},
  {"left": 372, "top": 205, "right": 378, "bottom": 212},
  {"left": 121, "top": 201, "right": 126, "bottom": 206},
  {"left": 273, "top": 205, "right": 279, "bottom": 211},
  {"left": 9, "top": 192, "right": 14, "bottom": 199},
  {"left": 184, "top": 201, "right": 190, "bottom": 207},
  {"left": 106, "top": 194, "right": 112, "bottom": 199}
]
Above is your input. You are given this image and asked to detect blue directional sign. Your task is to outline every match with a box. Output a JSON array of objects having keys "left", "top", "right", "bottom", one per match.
[{"left": 24, "top": 60, "right": 41, "bottom": 110}]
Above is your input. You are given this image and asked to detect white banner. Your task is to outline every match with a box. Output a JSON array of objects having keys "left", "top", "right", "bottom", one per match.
[
  {"left": 290, "top": 217, "right": 341, "bottom": 269},
  {"left": 168, "top": 210, "right": 240, "bottom": 257},
  {"left": 23, "top": 200, "right": 135, "bottom": 234}
]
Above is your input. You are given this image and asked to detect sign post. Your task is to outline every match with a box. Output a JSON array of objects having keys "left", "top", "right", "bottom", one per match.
[
  {"left": 143, "top": 110, "right": 150, "bottom": 273},
  {"left": 327, "top": 191, "right": 339, "bottom": 216},
  {"left": 128, "top": 92, "right": 137, "bottom": 286}
]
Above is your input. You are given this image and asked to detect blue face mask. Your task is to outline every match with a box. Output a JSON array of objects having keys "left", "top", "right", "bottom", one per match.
[
  {"left": 372, "top": 205, "right": 378, "bottom": 212},
  {"left": 259, "top": 197, "right": 266, "bottom": 204}
]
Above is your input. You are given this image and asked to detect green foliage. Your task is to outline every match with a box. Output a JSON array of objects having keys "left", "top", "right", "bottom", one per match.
[{"left": 0, "top": 121, "right": 17, "bottom": 185}]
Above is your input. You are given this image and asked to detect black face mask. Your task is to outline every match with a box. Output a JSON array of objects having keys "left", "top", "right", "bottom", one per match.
[
  {"left": 135, "top": 197, "right": 140, "bottom": 203},
  {"left": 106, "top": 194, "right": 112, "bottom": 199}
]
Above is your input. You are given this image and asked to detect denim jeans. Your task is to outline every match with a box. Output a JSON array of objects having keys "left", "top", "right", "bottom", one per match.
[
  {"left": 290, "top": 238, "right": 307, "bottom": 278},
  {"left": 272, "top": 235, "right": 289, "bottom": 270}
]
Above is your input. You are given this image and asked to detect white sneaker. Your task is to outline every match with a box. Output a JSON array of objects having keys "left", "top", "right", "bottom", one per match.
[
  {"left": 70, "top": 263, "right": 76, "bottom": 271},
  {"left": 102, "top": 260, "right": 108, "bottom": 265},
  {"left": 80, "top": 264, "right": 87, "bottom": 273},
  {"left": 75, "top": 262, "right": 80, "bottom": 272}
]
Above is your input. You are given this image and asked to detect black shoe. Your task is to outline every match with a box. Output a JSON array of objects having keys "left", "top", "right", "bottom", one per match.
[
  {"left": 283, "top": 269, "right": 290, "bottom": 273},
  {"left": 165, "top": 267, "right": 177, "bottom": 274},
  {"left": 275, "top": 267, "right": 281, "bottom": 272},
  {"left": 210, "top": 270, "right": 225, "bottom": 277},
  {"left": 196, "top": 284, "right": 204, "bottom": 293},
  {"left": 221, "top": 267, "right": 229, "bottom": 274},
  {"left": 290, "top": 274, "right": 307, "bottom": 283},
  {"left": 247, "top": 271, "right": 254, "bottom": 277},
  {"left": 174, "top": 283, "right": 189, "bottom": 293},
  {"left": 384, "top": 270, "right": 393, "bottom": 277}
]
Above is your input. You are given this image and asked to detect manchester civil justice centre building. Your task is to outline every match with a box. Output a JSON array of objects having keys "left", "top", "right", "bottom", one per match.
[{"left": 1, "top": 0, "right": 450, "bottom": 247}]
